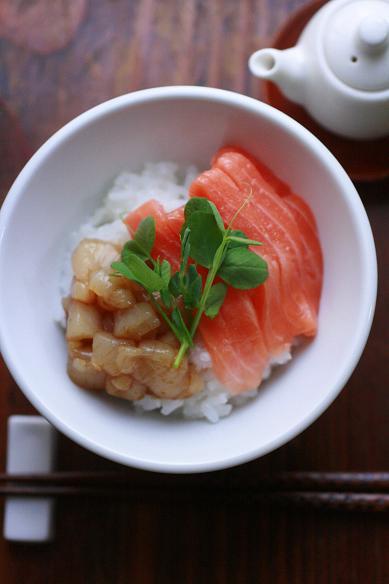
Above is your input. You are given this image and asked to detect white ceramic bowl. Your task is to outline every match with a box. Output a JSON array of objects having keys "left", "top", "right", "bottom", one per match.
[{"left": 0, "top": 86, "right": 377, "bottom": 473}]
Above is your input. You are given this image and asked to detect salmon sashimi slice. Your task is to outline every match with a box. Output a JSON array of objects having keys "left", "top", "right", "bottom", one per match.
[
  {"left": 214, "top": 147, "right": 323, "bottom": 312},
  {"left": 200, "top": 288, "right": 268, "bottom": 392},
  {"left": 283, "top": 194, "right": 323, "bottom": 307},
  {"left": 124, "top": 200, "right": 182, "bottom": 270},
  {"left": 213, "top": 146, "right": 294, "bottom": 198},
  {"left": 189, "top": 168, "right": 300, "bottom": 355},
  {"left": 211, "top": 149, "right": 319, "bottom": 333}
]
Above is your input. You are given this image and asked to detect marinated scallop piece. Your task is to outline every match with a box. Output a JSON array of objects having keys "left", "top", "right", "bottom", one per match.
[
  {"left": 158, "top": 331, "right": 180, "bottom": 349},
  {"left": 138, "top": 340, "right": 177, "bottom": 366},
  {"left": 116, "top": 344, "right": 142, "bottom": 374},
  {"left": 71, "top": 279, "right": 96, "bottom": 304},
  {"left": 138, "top": 329, "right": 158, "bottom": 341},
  {"left": 66, "top": 300, "right": 102, "bottom": 341},
  {"left": 68, "top": 340, "right": 93, "bottom": 360},
  {"left": 102, "top": 312, "right": 114, "bottom": 333},
  {"left": 67, "top": 355, "right": 106, "bottom": 391},
  {"left": 72, "top": 239, "right": 119, "bottom": 283},
  {"left": 92, "top": 331, "right": 139, "bottom": 376},
  {"left": 113, "top": 302, "right": 160, "bottom": 340},
  {"left": 106, "top": 374, "right": 132, "bottom": 394},
  {"left": 132, "top": 285, "right": 150, "bottom": 303},
  {"left": 89, "top": 269, "right": 135, "bottom": 310},
  {"left": 179, "top": 369, "right": 205, "bottom": 398},
  {"left": 105, "top": 376, "right": 146, "bottom": 401},
  {"left": 133, "top": 353, "right": 191, "bottom": 400}
]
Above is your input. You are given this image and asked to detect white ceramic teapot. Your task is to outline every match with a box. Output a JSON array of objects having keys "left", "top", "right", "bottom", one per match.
[{"left": 249, "top": 0, "right": 389, "bottom": 140}]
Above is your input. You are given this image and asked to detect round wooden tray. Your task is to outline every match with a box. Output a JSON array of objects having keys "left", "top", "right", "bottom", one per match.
[{"left": 260, "top": 0, "right": 389, "bottom": 182}]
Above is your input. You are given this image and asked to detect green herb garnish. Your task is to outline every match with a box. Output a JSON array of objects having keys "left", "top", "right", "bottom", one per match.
[{"left": 112, "top": 196, "right": 268, "bottom": 368}]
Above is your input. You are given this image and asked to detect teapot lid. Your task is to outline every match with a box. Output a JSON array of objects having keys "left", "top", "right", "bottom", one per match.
[{"left": 323, "top": 0, "right": 389, "bottom": 92}]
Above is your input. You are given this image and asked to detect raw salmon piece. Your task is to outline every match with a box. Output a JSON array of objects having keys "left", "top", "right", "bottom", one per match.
[
  {"left": 200, "top": 287, "right": 268, "bottom": 393},
  {"left": 284, "top": 192, "right": 317, "bottom": 229},
  {"left": 124, "top": 199, "right": 165, "bottom": 228},
  {"left": 189, "top": 168, "right": 300, "bottom": 353},
  {"left": 213, "top": 146, "right": 294, "bottom": 198},
  {"left": 163, "top": 206, "right": 185, "bottom": 240},
  {"left": 211, "top": 150, "right": 319, "bottom": 332},
  {"left": 283, "top": 193, "right": 323, "bottom": 307},
  {"left": 124, "top": 200, "right": 181, "bottom": 270},
  {"left": 214, "top": 147, "right": 323, "bottom": 314}
]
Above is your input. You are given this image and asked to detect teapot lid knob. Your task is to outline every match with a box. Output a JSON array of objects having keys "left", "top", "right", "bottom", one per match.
[
  {"left": 323, "top": 0, "right": 389, "bottom": 93},
  {"left": 358, "top": 16, "right": 389, "bottom": 52}
]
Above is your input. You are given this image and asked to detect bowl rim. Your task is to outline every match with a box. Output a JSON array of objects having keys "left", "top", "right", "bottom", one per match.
[{"left": 0, "top": 86, "right": 377, "bottom": 473}]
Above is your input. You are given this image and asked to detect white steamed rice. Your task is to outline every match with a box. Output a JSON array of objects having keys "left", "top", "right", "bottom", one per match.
[{"left": 58, "top": 162, "right": 291, "bottom": 423}]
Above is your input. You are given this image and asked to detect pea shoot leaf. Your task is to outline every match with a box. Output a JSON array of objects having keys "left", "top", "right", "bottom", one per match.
[
  {"left": 180, "top": 227, "right": 191, "bottom": 275},
  {"left": 123, "top": 216, "right": 156, "bottom": 260},
  {"left": 160, "top": 259, "right": 171, "bottom": 287},
  {"left": 122, "top": 240, "right": 147, "bottom": 262},
  {"left": 227, "top": 229, "right": 263, "bottom": 248},
  {"left": 187, "top": 211, "right": 224, "bottom": 268},
  {"left": 160, "top": 289, "right": 172, "bottom": 308},
  {"left": 169, "top": 272, "right": 181, "bottom": 297},
  {"left": 111, "top": 261, "right": 137, "bottom": 282},
  {"left": 171, "top": 307, "right": 193, "bottom": 347},
  {"left": 120, "top": 252, "right": 164, "bottom": 292},
  {"left": 134, "top": 216, "right": 155, "bottom": 255},
  {"left": 158, "top": 259, "right": 172, "bottom": 307},
  {"left": 184, "top": 197, "right": 225, "bottom": 232},
  {"left": 183, "top": 264, "right": 202, "bottom": 309},
  {"left": 204, "top": 282, "right": 227, "bottom": 318},
  {"left": 218, "top": 247, "right": 268, "bottom": 289}
]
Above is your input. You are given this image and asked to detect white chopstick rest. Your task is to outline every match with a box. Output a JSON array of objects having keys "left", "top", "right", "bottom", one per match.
[{"left": 3, "top": 416, "right": 57, "bottom": 542}]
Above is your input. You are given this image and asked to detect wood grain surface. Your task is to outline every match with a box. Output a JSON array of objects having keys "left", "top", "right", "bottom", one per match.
[{"left": 0, "top": 1, "right": 388, "bottom": 582}]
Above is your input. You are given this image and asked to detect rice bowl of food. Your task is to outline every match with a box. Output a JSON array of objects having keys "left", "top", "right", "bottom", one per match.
[{"left": 0, "top": 86, "right": 377, "bottom": 472}]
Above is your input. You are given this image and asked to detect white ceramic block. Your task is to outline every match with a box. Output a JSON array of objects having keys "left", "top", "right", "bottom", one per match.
[{"left": 3, "top": 416, "right": 57, "bottom": 542}]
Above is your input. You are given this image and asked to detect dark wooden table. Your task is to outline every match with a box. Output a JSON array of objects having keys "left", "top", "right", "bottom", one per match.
[{"left": 0, "top": 1, "right": 388, "bottom": 582}]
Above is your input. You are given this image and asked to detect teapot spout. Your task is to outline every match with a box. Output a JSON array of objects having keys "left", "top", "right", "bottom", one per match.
[{"left": 249, "top": 47, "right": 306, "bottom": 105}]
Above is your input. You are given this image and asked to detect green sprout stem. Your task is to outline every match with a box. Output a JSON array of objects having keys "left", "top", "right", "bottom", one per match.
[
  {"left": 148, "top": 295, "right": 181, "bottom": 340},
  {"left": 172, "top": 234, "right": 229, "bottom": 368}
]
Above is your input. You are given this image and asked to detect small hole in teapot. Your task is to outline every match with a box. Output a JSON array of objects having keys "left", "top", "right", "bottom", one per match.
[{"left": 351, "top": 55, "right": 358, "bottom": 63}]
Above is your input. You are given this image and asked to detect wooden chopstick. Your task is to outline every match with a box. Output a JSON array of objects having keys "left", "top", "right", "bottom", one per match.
[
  {"left": 266, "top": 491, "right": 389, "bottom": 512},
  {"left": 0, "top": 472, "right": 388, "bottom": 511},
  {"left": 0, "top": 484, "right": 387, "bottom": 511},
  {"left": 0, "top": 471, "right": 388, "bottom": 492},
  {"left": 0, "top": 471, "right": 389, "bottom": 512},
  {"left": 260, "top": 471, "right": 389, "bottom": 492}
]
